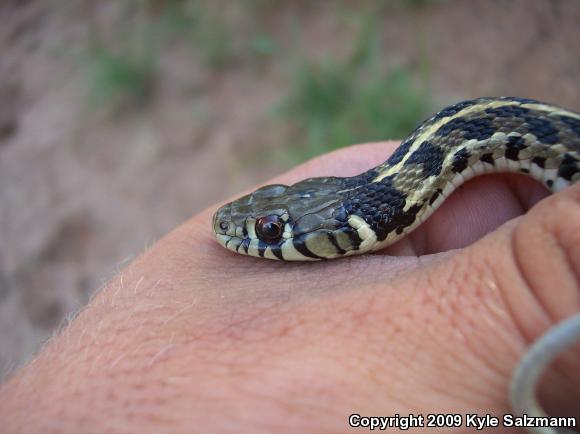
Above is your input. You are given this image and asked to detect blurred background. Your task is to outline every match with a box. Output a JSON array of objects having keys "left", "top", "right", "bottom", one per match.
[{"left": 0, "top": 0, "right": 579, "bottom": 378}]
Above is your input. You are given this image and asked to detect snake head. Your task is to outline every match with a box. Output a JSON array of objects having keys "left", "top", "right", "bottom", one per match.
[{"left": 212, "top": 178, "right": 370, "bottom": 260}]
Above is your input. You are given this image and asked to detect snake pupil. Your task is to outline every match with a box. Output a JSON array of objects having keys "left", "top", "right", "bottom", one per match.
[{"left": 256, "top": 215, "right": 283, "bottom": 243}]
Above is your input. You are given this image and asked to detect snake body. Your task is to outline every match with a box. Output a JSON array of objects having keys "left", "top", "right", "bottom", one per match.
[
  {"left": 213, "top": 96, "right": 580, "bottom": 260},
  {"left": 213, "top": 96, "right": 580, "bottom": 432}
]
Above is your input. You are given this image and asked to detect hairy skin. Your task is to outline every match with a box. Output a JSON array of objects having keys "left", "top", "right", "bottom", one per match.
[{"left": 0, "top": 142, "right": 578, "bottom": 434}]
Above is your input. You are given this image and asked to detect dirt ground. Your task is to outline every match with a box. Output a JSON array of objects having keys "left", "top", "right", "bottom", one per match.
[{"left": 1, "top": 0, "right": 579, "bottom": 377}]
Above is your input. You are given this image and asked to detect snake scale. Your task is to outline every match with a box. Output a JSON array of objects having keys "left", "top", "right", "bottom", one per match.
[{"left": 212, "top": 96, "right": 580, "bottom": 432}]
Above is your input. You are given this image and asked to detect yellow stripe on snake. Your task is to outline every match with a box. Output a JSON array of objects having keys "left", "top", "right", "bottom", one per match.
[{"left": 212, "top": 96, "right": 580, "bottom": 433}]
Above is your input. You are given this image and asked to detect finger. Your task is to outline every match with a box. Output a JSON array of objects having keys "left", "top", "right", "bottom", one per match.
[{"left": 411, "top": 183, "right": 580, "bottom": 416}]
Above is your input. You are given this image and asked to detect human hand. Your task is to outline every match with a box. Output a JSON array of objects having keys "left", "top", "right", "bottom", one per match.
[{"left": 1, "top": 142, "right": 578, "bottom": 433}]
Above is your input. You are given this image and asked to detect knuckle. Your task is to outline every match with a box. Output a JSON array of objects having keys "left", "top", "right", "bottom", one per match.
[{"left": 511, "top": 183, "right": 580, "bottom": 321}]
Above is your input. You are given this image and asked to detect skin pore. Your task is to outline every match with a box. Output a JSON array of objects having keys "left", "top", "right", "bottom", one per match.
[{"left": 0, "top": 142, "right": 578, "bottom": 433}]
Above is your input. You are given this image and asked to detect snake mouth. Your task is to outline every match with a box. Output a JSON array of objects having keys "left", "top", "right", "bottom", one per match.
[
  {"left": 214, "top": 230, "right": 323, "bottom": 261},
  {"left": 214, "top": 233, "right": 233, "bottom": 249},
  {"left": 215, "top": 232, "right": 259, "bottom": 257}
]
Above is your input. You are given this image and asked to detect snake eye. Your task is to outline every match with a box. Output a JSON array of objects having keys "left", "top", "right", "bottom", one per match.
[{"left": 255, "top": 215, "right": 284, "bottom": 244}]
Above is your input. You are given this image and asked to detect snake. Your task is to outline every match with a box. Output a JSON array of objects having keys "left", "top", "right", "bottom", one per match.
[{"left": 212, "top": 96, "right": 580, "bottom": 431}]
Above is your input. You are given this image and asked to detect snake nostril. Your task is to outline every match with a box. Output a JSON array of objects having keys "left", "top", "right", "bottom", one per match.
[{"left": 219, "top": 221, "right": 229, "bottom": 231}]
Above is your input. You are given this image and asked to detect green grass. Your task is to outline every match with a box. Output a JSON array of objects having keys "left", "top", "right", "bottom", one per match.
[
  {"left": 280, "top": 65, "right": 432, "bottom": 164},
  {"left": 86, "top": 41, "right": 156, "bottom": 112},
  {"left": 277, "top": 7, "right": 432, "bottom": 164},
  {"left": 83, "top": 1, "right": 160, "bottom": 112}
]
